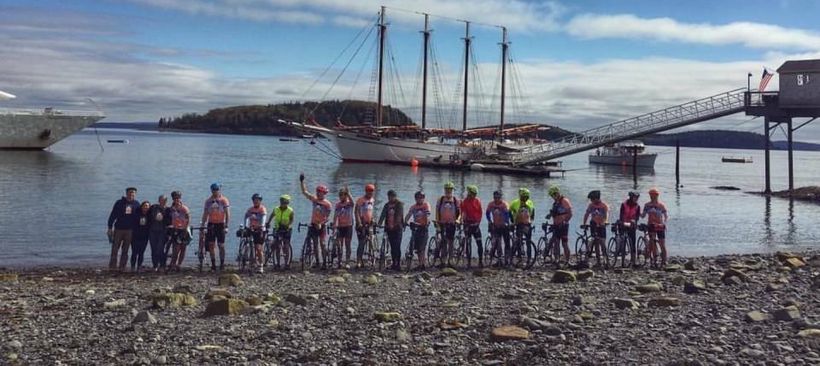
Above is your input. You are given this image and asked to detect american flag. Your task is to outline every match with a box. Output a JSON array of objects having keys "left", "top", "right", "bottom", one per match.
[{"left": 759, "top": 68, "right": 774, "bottom": 91}]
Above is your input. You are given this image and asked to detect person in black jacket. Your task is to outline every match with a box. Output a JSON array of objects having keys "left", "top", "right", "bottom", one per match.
[
  {"left": 148, "top": 195, "right": 171, "bottom": 271},
  {"left": 131, "top": 201, "right": 151, "bottom": 272},
  {"left": 378, "top": 190, "right": 405, "bottom": 271},
  {"left": 107, "top": 187, "right": 141, "bottom": 271}
]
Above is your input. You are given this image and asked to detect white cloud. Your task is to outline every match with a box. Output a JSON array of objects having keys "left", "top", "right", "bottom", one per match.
[
  {"left": 127, "top": 0, "right": 565, "bottom": 32},
  {"left": 566, "top": 13, "right": 820, "bottom": 51}
]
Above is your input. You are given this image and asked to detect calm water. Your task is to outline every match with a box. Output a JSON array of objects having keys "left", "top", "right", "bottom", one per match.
[{"left": 1, "top": 128, "right": 818, "bottom": 267}]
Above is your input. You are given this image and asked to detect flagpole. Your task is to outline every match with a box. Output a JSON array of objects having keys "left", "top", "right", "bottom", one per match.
[{"left": 747, "top": 72, "right": 752, "bottom": 92}]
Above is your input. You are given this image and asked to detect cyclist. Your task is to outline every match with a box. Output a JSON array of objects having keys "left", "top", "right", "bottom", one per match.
[
  {"left": 148, "top": 195, "right": 171, "bottom": 271},
  {"left": 435, "top": 182, "right": 461, "bottom": 268},
  {"left": 548, "top": 185, "right": 573, "bottom": 264},
  {"left": 166, "top": 190, "right": 191, "bottom": 272},
  {"left": 509, "top": 188, "right": 535, "bottom": 262},
  {"left": 460, "top": 185, "right": 483, "bottom": 268},
  {"left": 404, "top": 191, "right": 431, "bottom": 270},
  {"left": 618, "top": 191, "right": 642, "bottom": 266},
  {"left": 333, "top": 187, "right": 355, "bottom": 266},
  {"left": 200, "top": 183, "right": 231, "bottom": 271},
  {"left": 642, "top": 188, "right": 669, "bottom": 267},
  {"left": 378, "top": 190, "right": 405, "bottom": 271},
  {"left": 485, "top": 190, "right": 511, "bottom": 267},
  {"left": 299, "top": 173, "right": 332, "bottom": 269},
  {"left": 354, "top": 183, "right": 376, "bottom": 268},
  {"left": 265, "top": 194, "right": 294, "bottom": 269},
  {"left": 245, "top": 193, "right": 267, "bottom": 273},
  {"left": 582, "top": 190, "right": 609, "bottom": 267}
]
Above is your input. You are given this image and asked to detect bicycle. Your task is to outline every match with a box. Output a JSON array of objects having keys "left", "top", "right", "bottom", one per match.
[
  {"left": 607, "top": 221, "right": 635, "bottom": 268},
  {"left": 327, "top": 224, "right": 345, "bottom": 269},
  {"left": 483, "top": 225, "right": 506, "bottom": 267},
  {"left": 451, "top": 223, "right": 465, "bottom": 267},
  {"left": 510, "top": 224, "right": 536, "bottom": 269},
  {"left": 535, "top": 223, "right": 561, "bottom": 267},
  {"left": 297, "top": 223, "right": 319, "bottom": 271},
  {"left": 427, "top": 223, "right": 443, "bottom": 268},
  {"left": 636, "top": 223, "right": 660, "bottom": 268},
  {"left": 189, "top": 226, "right": 206, "bottom": 271},
  {"left": 358, "top": 223, "right": 378, "bottom": 269},
  {"left": 575, "top": 224, "right": 609, "bottom": 268},
  {"left": 266, "top": 227, "right": 294, "bottom": 270},
  {"left": 235, "top": 225, "right": 256, "bottom": 274},
  {"left": 404, "top": 223, "right": 426, "bottom": 271},
  {"left": 376, "top": 225, "right": 389, "bottom": 271},
  {"left": 263, "top": 230, "right": 275, "bottom": 268}
]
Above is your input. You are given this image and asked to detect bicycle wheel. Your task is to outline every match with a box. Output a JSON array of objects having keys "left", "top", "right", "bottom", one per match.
[
  {"left": 366, "top": 237, "right": 377, "bottom": 269},
  {"left": 378, "top": 237, "right": 388, "bottom": 271},
  {"left": 574, "top": 236, "right": 588, "bottom": 266},
  {"left": 427, "top": 236, "right": 439, "bottom": 267},
  {"left": 263, "top": 239, "right": 273, "bottom": 268},
  {"left": 533, "top": 236, "right": 547, "bottom": 266},
  {"left": 284, "top": 240, "right": 293, "bottom": 268},
  {"left": 483, "top": 236, "right": 493, "bottom": 263},
  {"left": 301, "top": 237, "right": 314, "bottom": 271},
  {"left": 404, "top": 237, "right": 415, "bottom": 271},
  {"left": 607, "top": 237, "right": 618, "bottom": 264},
  {"left": 452, "top": 237, "right": 465, "bottom": 267},
  {"left": 635, "top": 236, "right": 648, "bottom": 267}
]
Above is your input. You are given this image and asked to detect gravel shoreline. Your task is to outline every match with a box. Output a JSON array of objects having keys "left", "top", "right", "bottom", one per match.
[{"left": 2, "top": 251, "right": 819, "bottom": 365}]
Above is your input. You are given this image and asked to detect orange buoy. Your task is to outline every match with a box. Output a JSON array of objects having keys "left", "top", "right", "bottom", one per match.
[{"left": 410, "top": 158, "right": 419, "bottom": 167}]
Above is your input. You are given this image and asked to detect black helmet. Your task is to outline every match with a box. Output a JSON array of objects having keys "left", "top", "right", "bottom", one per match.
[
  {"left": 628, "top": 191, "right": 640, "bottom": 199},
  {"left": 587, "top": 190, "right": 601, "bottom": 200},
  {"left": 252, "top": 193, "right": 262, "bottom": 201},
  {"left": 171, "top": 191, "right": 182, "bottom": 199},
  {"left": 493, "top": 190, "right": 503, "bottom": 197},
  {"left": 414, "top": 191, "right": 425, "bottom": 198},
  {"left": 387, "top": 189, "right": 397, "bottom": 197}
]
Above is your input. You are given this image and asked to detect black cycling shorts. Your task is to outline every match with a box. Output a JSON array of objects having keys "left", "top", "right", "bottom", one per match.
[
  {"left": 206, "top": 223, "right": 226, "bottom": 244},
  {"left": 337, "top": 226, "right": 353, "bottom": 240},
  {"left": 170, "top": 229, "right": 192, "bottom": 246},
  {"left": 590, "top": 224, "right": 607, "bottom": 240},
  {"left": 554, "top": 223, "right": 569, "bottom": 239},
  {"left": 464, "top": 223, "right": 481, "bottom": 240},
  {"left": 251, "top": 229, "right": 265, "bottom": 244},
  {"left": 275, "top": 229, "right": 292, "bottom": 242},
  {"left": 410, "top": 226, "right": 428, "bottom": 253},
  {"left": 440, "top": 223, "right": 456, "bottom": 241},
  {"left": 649, "top": 223, "right": 666, "bottom": 240},
  {"left": 308, "top": 224, "right": 326, "bottom": 240}
]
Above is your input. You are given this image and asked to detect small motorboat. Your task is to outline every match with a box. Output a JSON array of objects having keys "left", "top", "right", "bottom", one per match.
[
  {"left": 106, "top": 139, "right": 129, "bottom": 144},
  {"left": 279, "top": 138, "right": 298, "bottom": 142}
]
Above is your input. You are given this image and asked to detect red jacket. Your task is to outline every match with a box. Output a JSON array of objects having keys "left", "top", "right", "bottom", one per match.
[{"left": 460, "top": 197, "right": 482, "bottom": 224}]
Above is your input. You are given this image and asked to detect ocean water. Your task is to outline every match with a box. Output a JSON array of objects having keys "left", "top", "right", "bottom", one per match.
[{"left": 1, "top": 128, "right": 818, "bottom": 267}]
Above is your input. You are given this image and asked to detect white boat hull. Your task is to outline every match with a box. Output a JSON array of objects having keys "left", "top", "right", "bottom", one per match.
[
  {"left": 589, "top": 153, "right": 657, "bottom": 168},
  {"left": 323, "top": 130, "right": 468, "bottom": 164},
  {"left": 0, "top": 112, "right": 104, "bottom": 149}
]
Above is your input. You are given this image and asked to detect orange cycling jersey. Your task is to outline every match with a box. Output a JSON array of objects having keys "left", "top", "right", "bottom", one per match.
[
  {"left": 245, "top": 205, "right": 267, "bottom": 229},
  {"left": 170, "top": 204, "right": 190, "bottom": 229},
  {"left": 311, "top": 198, "right": 332, "bottom": 225},
  {"left": 335, "top": 200, "right": 354, "bottom": 227},
  {"left": 356, "top": 196, "right": 375, "bottom": 224},
  {"left": 204, "top": 196, "right": 230, "bottom": 224},
  {"left": 644, "top": 201, "right": 668, "bottom": 225}
]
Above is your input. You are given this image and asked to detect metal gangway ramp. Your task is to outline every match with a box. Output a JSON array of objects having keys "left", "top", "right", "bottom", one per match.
[{"left": 511, "top": 88, "right": 748, "bottom": 166}]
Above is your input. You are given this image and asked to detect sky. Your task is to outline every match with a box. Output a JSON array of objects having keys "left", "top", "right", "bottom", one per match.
[{"left": 2, "top": 0, "right": 820, "bottom": 140}]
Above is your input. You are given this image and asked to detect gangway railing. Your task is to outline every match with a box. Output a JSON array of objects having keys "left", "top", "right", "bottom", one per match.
[{"left": 511, "top": 88, "right": 747, "bottom": 166}]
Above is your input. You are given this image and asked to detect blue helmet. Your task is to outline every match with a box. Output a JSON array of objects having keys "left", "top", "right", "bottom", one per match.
[{"left": 210, "top": 182, "right": 221, "bottom": 191}]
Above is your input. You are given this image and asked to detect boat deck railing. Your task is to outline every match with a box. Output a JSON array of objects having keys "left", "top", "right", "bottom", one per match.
[
  {"left": 510, "top": 88, "right": 747, "bottom": 166},
  {"left": 0, "top": 107, "right": 105, "bottom": 117}
]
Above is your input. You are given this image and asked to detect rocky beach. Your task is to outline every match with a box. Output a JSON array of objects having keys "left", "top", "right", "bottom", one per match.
[{"left": 2, "top": 251, "right": 819, "bottom": 365}]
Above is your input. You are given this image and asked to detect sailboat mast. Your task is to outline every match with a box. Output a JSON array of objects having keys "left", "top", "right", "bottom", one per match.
[
  {"left": 499, "top": 27, "right": 508, "bottom": 141},
  {"left": 462, "top": 21, "right": 471, "bottom": 135},
  {"left": 421, "top": 14, "right": 430, "bottom": 131},
  {"left": 377, "top": 6, "right": 386, "bottom": 127}
]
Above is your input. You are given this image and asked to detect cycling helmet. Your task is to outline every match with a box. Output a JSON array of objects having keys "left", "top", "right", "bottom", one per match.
[
  {"left": 414, "top": 191, "right": 425, "bottom": 198},
  {"left": 339, "top": 187, "right": 349, "bottom": 196},
  {"left": 628, "top": 191, "right": 640, "bottom": 199},
  {"left": 210, "top": 182, "right": 221, "bottom": 191},
  {"left": 648, "top": 188, "right": 660, "bottom": 196},
  {"left": 171, "top": 191, "right": 182, "bottom": 199},
  {"left": 444, "top": 181, "right": 455, "bottom": 190},
  {"left": 466, "top": 185, "right": 478, "bottom": 195},
  {"left": 548, "top": 185, "right": 560, "bottom": 197},
  {"left": 316, "top": 185, "right": 329, "bottom": 194},
  {"left": 365, "top": 184, "right": 376, "bottom": 192},
  {"left": 387, "top": 189, "right": 397, "bottom": 197},
  {"left": 251, "top": 193, "right": 262, "bottom": 201},
  {"left": 587, "top": 190, "right": 601, "bottom": 200},
  {"left": 493, "top": 190, "right": 503, "bottom": 197},
  {"left": 279, "top": 194, "right": 291, "bottom": 202},
  {"left": 518, "top": 187, "right": 530, "bottom": 197}
]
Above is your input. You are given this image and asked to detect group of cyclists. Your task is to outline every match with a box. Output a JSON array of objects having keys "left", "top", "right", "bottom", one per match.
[{"left": 106, "top": 174, "right": 670, "bottom": 275}]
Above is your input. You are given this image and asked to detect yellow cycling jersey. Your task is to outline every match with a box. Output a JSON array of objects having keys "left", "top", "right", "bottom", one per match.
[{"left": 272, "top": 206, "right": 294, "bottom": 230}]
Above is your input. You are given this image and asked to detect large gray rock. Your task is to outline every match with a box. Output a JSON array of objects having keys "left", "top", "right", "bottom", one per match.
[
  {"left": 551, "top": 270, "right": 576, "bottom": 283},
  {"left": 132, "top": 310, "right": 157, "bottom": 324},
  {"left": 611, "top": 298, "right": 640, "bottom": 310},
  {"left": 683, "top": 280, "right": 706, "bottom": 294},
  {"left": 772, "top": 306, "right": 801, "bottom": 322},
  {"left": 203, "top": 299, "right": 248, "bottom": 317}
]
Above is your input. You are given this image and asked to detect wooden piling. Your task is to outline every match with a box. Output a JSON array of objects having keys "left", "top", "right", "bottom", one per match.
[{"left": 675, "top": 140, "right": 680, "bottom": 188}]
